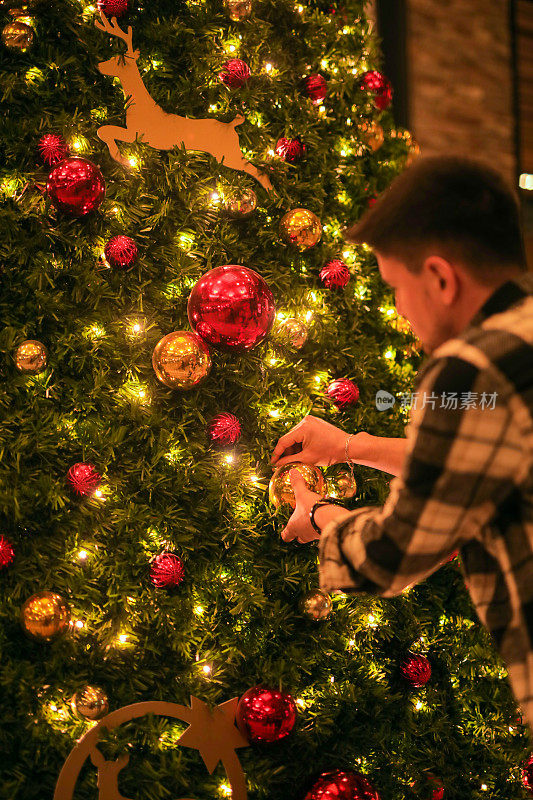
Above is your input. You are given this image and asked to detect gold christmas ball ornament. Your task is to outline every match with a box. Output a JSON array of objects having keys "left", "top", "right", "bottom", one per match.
[
  {"left": 224, "top": 187, "right": 257, "bottom": 218},
  {"left": 300, "top": 589, "right": 332, "bottom": 620},
  {"left": 224, "top": 0, "right": 252, "bottom": 20},
  {"left": 21, "top": 591, "right": 70, "bottom": 641},
  {"left": 14, "top": 339, "right": 48, "bottom": 374},
  {"left": 279, "top": 208, "right": 322, "bottom": 251},
  {"left": 152, "top": 331, "right": 212, "bottom": 390},
  {"left": 278, "top": 318, "right": 308, "bottom": 349},
  {"left": 326, "top": 466, "right": 357, "bottom": 499},
  {"left": 2, "top": 18, "right": 34, "bottom": 50},
  {"left": 71, "top": 685, "right": 109, "bottom": 721},
  {"left": 359, "top": 119, "right": 384, "bottom": 152},
  {"left": 269, "top": 462, "right": 325, "bottom": 510}
]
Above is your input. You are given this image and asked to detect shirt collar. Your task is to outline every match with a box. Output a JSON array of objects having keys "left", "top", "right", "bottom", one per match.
[{"left": 466, "top": 271, "right": 533, "bottom": 329}]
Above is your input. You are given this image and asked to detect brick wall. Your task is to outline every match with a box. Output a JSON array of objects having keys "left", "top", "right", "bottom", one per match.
[{"left": 406, "top": 0, "right": 516, "bottom": 187}]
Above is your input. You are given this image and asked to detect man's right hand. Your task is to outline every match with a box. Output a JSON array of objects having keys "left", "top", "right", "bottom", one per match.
[{"left": 270, "top": 415, "right": 355, "bottom": 468}]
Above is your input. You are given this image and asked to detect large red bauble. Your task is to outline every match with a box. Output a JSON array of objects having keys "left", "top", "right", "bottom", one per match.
[
  {"left": 67, "top": 462, "right": 102, "bottom": 496},
  {"left": 188, "top": 265, "right": 276, "bottom": 351},
  {"left": 400, "top": 652, "right": 432, "bottom": 687},
  {"left": 360, "top": 70, "right": 393, "bottom": 111},
  {"left": 47, "top": 157, "right": 105, "bottom": 217},
  {"left": 304, "top": 770, "right": 380, "bottom": 800},
  {"left": 236, "top": 686, "right": 297, "bottom": 743},
  {"left": 522, "top": 754, "right": 533, "bottom": 795}
]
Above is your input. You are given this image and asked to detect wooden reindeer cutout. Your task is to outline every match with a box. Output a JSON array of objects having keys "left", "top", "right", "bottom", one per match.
[
  {"left": 94, "top": 12, "right": 272, "bottom": 191},
  {"left": 89, "top": 746, "right": 132, "bottom": 800}
]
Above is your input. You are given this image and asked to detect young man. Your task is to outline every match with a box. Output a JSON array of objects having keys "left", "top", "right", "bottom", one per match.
[{"left": 270, "top": 155, "right": 533, "bottom": 731}]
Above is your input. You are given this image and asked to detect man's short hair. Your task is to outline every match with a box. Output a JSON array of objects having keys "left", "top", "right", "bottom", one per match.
[{"left": 344, "top": 155, "right": 527, "bottom": 282}]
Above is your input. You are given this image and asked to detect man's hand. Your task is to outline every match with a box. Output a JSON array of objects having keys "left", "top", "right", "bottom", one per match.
[{"left": 280, "top": 469, "right": 323, "bottom": 544}]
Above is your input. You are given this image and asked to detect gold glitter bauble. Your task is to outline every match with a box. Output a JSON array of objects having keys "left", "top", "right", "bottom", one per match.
[
  {"left": 359, "top": 119, "right": 384, "bottom": 152},
  {"left": 300, "top": 589, "right": 332, "bottom": 620},
  {"left": 269, "top": 461, "right": 325, "bottom": 509},
  {"left": 152, "top": 331, "right": 212, "bottom": 390},
  {"left": 279, "top": 208, "right": 322, "bottom": 251},
  {"left": 71, "top": 685, "right": 109, "bottom": 720},
  {"left": 21, "top": 591, "right": 70, "bottom": 641},
  {"left": 14, "top": 339, "right": 48, "bottom": 373},
  {"left": 326, "top": 466, "right": 357, "bottom": 499},
  {"left": 278, "top": 318, "right": 308, "bottom": 349},
  {"left": 224, "top": 187, "right": 257, "bottom": 218},
  {"left": 224, "top": 0, "right": 252, "bottom": 20},
  {"left": 2, "top": 18, "right": 33, "bottom": 50}
]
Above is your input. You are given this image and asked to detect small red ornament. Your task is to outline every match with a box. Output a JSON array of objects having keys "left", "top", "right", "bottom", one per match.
[
  {"left": 360, "top": 70, "right": 393, "bottom": 111},
  {"left": 38, "top": 134, "right": 69, "bottom": 167},
  {"left": 150, "top": 553, "right": 185, "bottom": 588},
  {"left": 207, "top": 413, "right": 241, "bottom": 446},
  {"left": 0, "top": 535, "right": 14, "bottom": 569},
  {"left": 236, "top": 685, "right": 297, "bottom": 743},
  {"left": 67, "top": 462, "right": 102, "bottom": 496},
  {"left": 522, "top": 754, "right": 533, "bottom": 795},
  {"left": 104, "top": 235, "right": 138, "bottom": 269},
  {"left": 304, "top": 769, "right": 380, "bottom": 800},
  {"left": 368, "top": 196, "right": 378, "bottom": 208},
  {"left": 304, "top": 73, "right": 327, "bottom": 104},
  {"left": 218, "top": 59, "right": 251, "bottom": 88},
  {"left": 97, "top": 0, "right": 128, "bottom": 17},
  {"left": 400, "top": 652, "right": 432, "bottom": 687},
  {"left": 47, "top": 157, "right": 106, "bottom": 217},
  {"left": 326, "top": 379, "right": 359, "bottom": 408},
  {"left": 188, "top": 265, "right": 276, "bottom": 352},
  {"left": 320, "top": 258, "right": 350, "bottom": 289},
  {"left": 275, "top": 136, "right": 306, "bottom": 163}
]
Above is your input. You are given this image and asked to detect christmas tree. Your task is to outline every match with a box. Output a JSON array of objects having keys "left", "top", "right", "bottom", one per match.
[{"left": 0, "top": 0, "right": 531, "bottom": 798}]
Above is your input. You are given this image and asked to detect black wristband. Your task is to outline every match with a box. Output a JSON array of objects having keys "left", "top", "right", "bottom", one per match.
[{"left": 309, "top": 497, "right": 346, "bottom": 534}]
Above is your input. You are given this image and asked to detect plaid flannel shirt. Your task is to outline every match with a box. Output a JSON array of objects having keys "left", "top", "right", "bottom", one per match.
[{"left": 319, "top": 270, "right": 533, "bottom": 730}]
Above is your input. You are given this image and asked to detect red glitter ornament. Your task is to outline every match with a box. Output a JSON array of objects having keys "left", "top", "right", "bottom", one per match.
[
  {"left": 304, "top": 73, "right": 327, "bottom": 104},
  {"left": 320, "top": 258, "right": 351, "bottom": 289},
  {"left": 47, "top": 157, "right": 105, "bottom": 217},
  {"left": 104, "top": 235, "right": 138, "bottom": 269},
  {"left": 400, "top": 652, "right": 432, "bottom": 687},
  {"left": 38, "top": 134, "right": 69, "bottom": 167},
  {"left": 275, "top": 136, "right": 306, "bottom": 163},
  {"left": 67, "top": 462, "right": 102, "bottom": 496},
  {"left": 326, "top": 378, "right": 359, "bottom": 408},
  {"left": 218, "top": 59, "right": 251, "bottom": 88},
  {"left": 360, "top": 70, "right": 393, "bottom": 111},
  {"left": 523, "top": 754, "right": 533, "bottom": 795},
  {"left": 236, "top": 686, "right": 297, "bottom": 743},
  {"left": 0, "top": 535, "right": 14, "bottom": 570},
  {"left": 188, "top": 265, "right": 276, "bottom": 352},
  {"left": 97, "top": 0, "right": 128, "bottom": 17},
  {"left": 207, "top": 413, "right": 241, "bottom": 446},
  {"left": 150, "top": 553, "right": 185, "bottom": 588},
  {"left": 304, "top": 770, "right": 380, "bottom": 800}
]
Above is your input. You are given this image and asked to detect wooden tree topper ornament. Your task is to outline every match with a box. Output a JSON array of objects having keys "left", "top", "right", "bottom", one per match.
[
  {"left": 94, "top": 12, "right": 272, "bottom": 191},
  {"left": 54, "top": 696, "right": 250, "bottom": 800}
]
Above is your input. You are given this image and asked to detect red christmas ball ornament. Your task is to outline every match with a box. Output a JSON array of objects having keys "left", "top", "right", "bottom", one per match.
[
  {"left": 326, "top": 379, "right": 359, "bottom": 408},
  {"left": 97, "top": 0, "right": 128, "bottom": 17},
  {"left": 320, "top": 258, "right": 351, "bottom": 289},
  {"left": 207, "top": 413, "right": 241, "bottom": 446},
  {"left": 304, "top": 73, "right": 327, "bottom": 104},
  {"left": 150, "top": 553, "right": 185, "bottom": 588},
  {"left": 522, "top": 754, "right": 533, "bottom": 795},
  {"left": 104, "top": 235, "right": 138, "bottom": 269},
  {"left": 218, "top": 59, "right": 251, "bottom": 88},
  {"left": 400, "top": 652, "right": 432, "bottom": 687},
  {"left": 304, "top": 769, "right": 380, "bottom": 800},
  {"left": 275, "top": 136, "right": 306, "bottom": 163},
  {"left": 47, "top": 157, "right": 105, "bottom": 217},
  {"left": 236, "top": 686, "right": 297, "bottom": 743},
  {"left": 360, "top": 70, "right": 393, "bottom": 111},
  {"left": 188, "top": 265, "right": 276, "bottom": 352},
  {"left": 38, "top": 134, "right": 69, "bottom": 167},
  {"left": 67, "top": 462, "right": 102, "bottom": 497},
  {"left": 0, "top": 535, "right": 14, "bottom": 570}
]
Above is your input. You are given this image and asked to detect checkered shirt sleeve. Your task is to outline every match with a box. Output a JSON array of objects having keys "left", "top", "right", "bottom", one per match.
[{"left": 318, "top": 355, "right": 526, "bottom": 597}]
